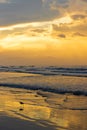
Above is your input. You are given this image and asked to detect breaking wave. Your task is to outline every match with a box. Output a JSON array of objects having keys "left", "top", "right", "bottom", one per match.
[
  {"left": 0, "top": 66, "right": 87, "bottom": 77},
  {"left": 0, "top": 66, "right": 87, "bottom": 96},
  {"left": 0, "top": 83, "right": 87, "bottom": 96}
]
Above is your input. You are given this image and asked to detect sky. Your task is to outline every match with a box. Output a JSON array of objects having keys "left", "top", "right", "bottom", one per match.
[{"left": 0, "top": 0, "right": 87, "bottom": 66}]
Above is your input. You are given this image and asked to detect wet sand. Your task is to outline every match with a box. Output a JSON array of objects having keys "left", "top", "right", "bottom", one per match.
[
  {"left": 0, "top": 87, "right": 87, "bottom": 130},
  {"left": 0, "top": 113, "right": 55, "bottom": 130}
]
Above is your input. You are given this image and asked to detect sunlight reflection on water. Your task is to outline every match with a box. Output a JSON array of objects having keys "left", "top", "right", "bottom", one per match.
[{"left": 0, "top": 87, "right": 87, "bottom": 130}]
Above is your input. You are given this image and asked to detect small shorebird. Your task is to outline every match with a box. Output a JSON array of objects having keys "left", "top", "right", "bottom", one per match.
[{"left": 19, "top": 101, "right": 24, "bottom": 105}]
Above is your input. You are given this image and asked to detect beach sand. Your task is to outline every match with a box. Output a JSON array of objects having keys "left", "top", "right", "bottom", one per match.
[
  {"left": 0, "top": 87, "right": 87, "bottom": 130},
  {"left": 0, "top": 113, "right": 55, "bottom": 130}
]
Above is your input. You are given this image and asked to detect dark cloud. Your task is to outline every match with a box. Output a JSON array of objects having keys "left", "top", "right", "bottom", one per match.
[
  {"left": 0, "top": 0, "right": 86, "bottom": 27},
  {"left": 73, "top": 32, "right": 87, "bottom": 37},
  {"left": 0, "top": 0, "right": 59, "bottom": 26},
  {"left": 52, "top": 17, "right": 87, "bottom": 38},
  {"left": 58, "top": 34, "right": 66, "bottom": 38},
  {"left": 31, "top": 29, "right": 46, "bottom": 33},
  {"left": 52, "top": 24, "right": 69, "bottom": 32},
  {"left": 50, "top": 0, "right": 69, "bottom": 11},
  {"left": 82, "top": 0, "right": 87, "bottom": 2},
  {"left": 71, "top": 14, "right": 87, "bottom": 20},
  {"left": 54, "top": 0, "right": 69, "bottom": 5},
  {"left": 52, "top": 24, "right": 58, "bottom": 31}
]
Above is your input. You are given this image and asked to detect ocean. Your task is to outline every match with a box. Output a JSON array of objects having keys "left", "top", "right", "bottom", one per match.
[{"left": 0, "top": 66, "right": 87, "bottom": 95}]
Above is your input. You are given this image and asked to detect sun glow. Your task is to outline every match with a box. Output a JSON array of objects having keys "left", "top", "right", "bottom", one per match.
[
  {"left": 53, "top": 16, "right": 73, "bottom": 25},
  {"left": 0, "top": 1, "right": 87, "bottom": 66}
]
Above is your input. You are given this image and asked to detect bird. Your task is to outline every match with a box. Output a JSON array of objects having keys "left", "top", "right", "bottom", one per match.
[{"left": 19, "top": 101, "right": 24, "bottom": 105}]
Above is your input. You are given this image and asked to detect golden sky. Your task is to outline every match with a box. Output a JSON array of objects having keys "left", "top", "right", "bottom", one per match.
[{"left": 0, "top": 0, "right": 87, "bottom": 65}]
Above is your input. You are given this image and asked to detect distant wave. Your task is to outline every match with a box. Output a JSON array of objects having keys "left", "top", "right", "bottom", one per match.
[
  {"left": 0, "top": 83, "right": 87, "bottom": 96},
  {"left": 0, "top": 66, "right": 87, "bottom": 77}
]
